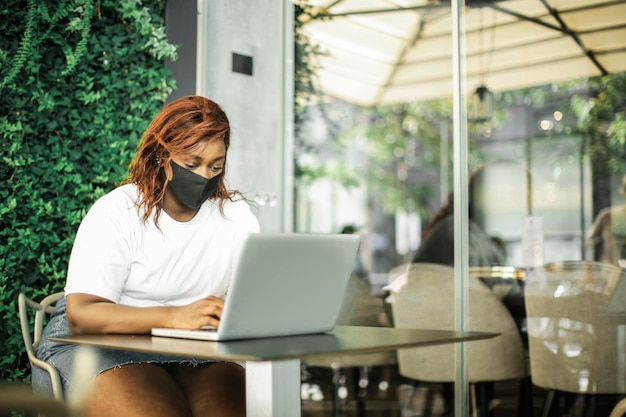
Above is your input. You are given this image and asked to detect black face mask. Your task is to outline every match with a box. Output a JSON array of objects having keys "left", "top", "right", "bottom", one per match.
[{"left": 168, "top": 161, "right": 221, "bottom": 209}]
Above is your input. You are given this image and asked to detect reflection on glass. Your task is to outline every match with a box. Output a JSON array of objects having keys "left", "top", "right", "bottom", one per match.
[{"left": 525, "top": 261, "right": 626, "bottom": 394}]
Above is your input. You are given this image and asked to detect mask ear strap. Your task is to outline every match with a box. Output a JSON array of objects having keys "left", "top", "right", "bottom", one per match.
[{"left": 164, "top": 160, "right": 174, "bottom": 181}]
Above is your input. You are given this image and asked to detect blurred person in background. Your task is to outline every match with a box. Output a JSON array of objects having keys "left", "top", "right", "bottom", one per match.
[{"left": 587, "top": 174, "right": 626, "bottom": 266}]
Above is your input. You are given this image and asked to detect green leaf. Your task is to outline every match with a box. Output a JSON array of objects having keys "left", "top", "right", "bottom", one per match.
[{"left": 0, "top": 0, "right": 176, "bottom": 383}]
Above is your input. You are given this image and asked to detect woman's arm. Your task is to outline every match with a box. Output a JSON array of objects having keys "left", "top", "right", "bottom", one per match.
[{"left": 65, "top": 293, "right": 225, "bottom": 335}]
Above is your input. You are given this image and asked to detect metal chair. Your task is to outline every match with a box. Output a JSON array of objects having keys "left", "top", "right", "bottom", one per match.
[
  {"left": 525, "top": 261, "right": 626, "bottom": 417},
  {"left": 18, "top": 292, "right": 65, "bottom": 402},
  {"left": 386, "top": 262, "right": 528, "bottom": 417}
]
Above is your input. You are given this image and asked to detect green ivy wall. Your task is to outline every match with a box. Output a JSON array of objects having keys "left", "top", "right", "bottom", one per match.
[{"left": 0, "top": 0, "right": 177, "bottom": 382}]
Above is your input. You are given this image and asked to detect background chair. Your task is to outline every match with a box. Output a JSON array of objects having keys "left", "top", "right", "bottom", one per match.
[
  {"left": 18, "top": 292, "right": 65, "bottom": 402},
  {"left": 525, "top": 261, "right": 626, "bottom": 417},
  {"left": 386, "top": 262, "right": 528, "bottom": 417},
  {"left": 469, "top": 266, "right": 528, "bottom": 348},
  {"left": 610, "top": 398, "right": 626, "bottom": 417},
  {"left": 303, "top": 276, "right": 397, "bottom": 417}
]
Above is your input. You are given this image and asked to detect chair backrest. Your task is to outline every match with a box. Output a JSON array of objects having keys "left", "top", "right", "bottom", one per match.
[
  {"left": 18, "top": 292, "right": 65, "bottom": 401},
  {"left": 387, "top": 262, "right": 526, "bottom": 382},
  {"left": 336, "top": 275, "right": 391, "bottom": 327},
  {"left": 525, "top": 261, "right": 626, "bottom": 394}
]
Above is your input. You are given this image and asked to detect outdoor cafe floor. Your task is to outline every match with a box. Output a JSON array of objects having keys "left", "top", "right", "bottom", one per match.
[{"left": 300, "top": 364, "right": 623, "bottom": 417}]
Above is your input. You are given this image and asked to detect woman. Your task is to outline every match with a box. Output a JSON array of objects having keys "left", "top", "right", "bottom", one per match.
[
  {"left": 587, "top": 174, "right": 626, "bottom": 265},
  {"left": 412, "top": 167, "right": 506, "bottom": 267},
  {"left": 34, "top": 96, "right": 260, "bottom": 417}
]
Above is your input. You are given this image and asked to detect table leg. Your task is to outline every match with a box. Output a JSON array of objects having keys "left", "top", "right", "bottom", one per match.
[{"left": 245, "top": 359, "right": 301, "bottom": 417}]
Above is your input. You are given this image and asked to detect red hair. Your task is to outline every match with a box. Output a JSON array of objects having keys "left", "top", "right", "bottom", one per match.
[{"left": 123, "top": 95, "right": 234, "bottom": 224}]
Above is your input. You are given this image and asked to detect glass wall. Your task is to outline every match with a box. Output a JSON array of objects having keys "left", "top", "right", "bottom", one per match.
[{"left": 295, "top": 0, "right": 626, "bottom": 415}]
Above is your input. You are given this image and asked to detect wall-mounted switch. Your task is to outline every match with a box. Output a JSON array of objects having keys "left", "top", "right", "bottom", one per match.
[{"left": 232, "top": 52, "right": 253, "bottom": 76}]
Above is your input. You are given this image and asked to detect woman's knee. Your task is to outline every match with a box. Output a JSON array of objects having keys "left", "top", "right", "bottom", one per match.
[
  {"left": 84, "top": 364, "right": 192, "bottom": 417},
  {"left": 170, "top": 362, "right": 246, "bottom": 417}
]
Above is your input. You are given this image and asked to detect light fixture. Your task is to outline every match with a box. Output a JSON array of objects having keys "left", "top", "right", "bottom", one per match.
[
  {"left": 469, "top": 8, "right": 495, "bottom": 124},
  {"left": 470, "top": 84, "right": 494, "bottom": 123}
]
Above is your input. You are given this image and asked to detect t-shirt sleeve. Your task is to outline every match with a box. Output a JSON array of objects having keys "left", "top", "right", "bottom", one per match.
[
  {"left": 64, "top": 193, "right": 133, "bottom": 302},
  {"left": 229, "top": 197, "right": 261, "bottom": 234},
  {"left": 233, "top": 199, "right": 261, "bottom": 251},
  {"left": 221, "top": 199, "right": 261, "bottom": 296}
]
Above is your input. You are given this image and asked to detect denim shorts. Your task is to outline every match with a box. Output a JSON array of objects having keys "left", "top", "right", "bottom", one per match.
[{"left": 33, "top": 295, "right": 216, "bottom": 398}]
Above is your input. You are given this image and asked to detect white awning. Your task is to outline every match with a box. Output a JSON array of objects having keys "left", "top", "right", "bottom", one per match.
[{"left": 300, "top": 0, "right": 626, "bottom": 106}]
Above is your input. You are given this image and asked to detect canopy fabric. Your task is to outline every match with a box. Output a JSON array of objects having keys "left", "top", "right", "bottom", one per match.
[{"left": 301, "top": 0, "right": 626, "bottom": 106}]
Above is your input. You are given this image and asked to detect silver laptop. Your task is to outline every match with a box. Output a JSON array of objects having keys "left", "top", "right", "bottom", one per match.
[{"left": 152, "top": 233, "right": 360, "bottom": 341}]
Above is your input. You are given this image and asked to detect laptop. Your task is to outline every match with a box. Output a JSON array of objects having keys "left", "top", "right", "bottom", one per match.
[{"left": 152, "top": 233, "right": 360, "bottom": 341}]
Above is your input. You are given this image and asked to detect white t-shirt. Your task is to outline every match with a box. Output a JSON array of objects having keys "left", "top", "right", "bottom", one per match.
[{"left": 65, "top": 184, "right": 260, "bottom": 307}]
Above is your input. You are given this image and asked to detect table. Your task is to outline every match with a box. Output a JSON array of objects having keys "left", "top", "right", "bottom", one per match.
[
  {"left": 51, "top": 325, "right": 497, "bottom": 417},
  {"left": 468, "top": 266, "right": 526, "bottom": 281}
]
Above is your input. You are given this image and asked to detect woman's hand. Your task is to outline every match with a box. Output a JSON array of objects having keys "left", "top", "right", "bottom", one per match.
[
  {"left": 66, "top": 293, "right": 226, "bottom": 334},
  {"left": 170, "top": 296, "right": 225, "bottom": 330}
]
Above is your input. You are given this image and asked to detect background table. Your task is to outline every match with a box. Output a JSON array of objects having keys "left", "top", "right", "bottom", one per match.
[{"left": 51, "top": 325, "right": 497, "bottom": 417}]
